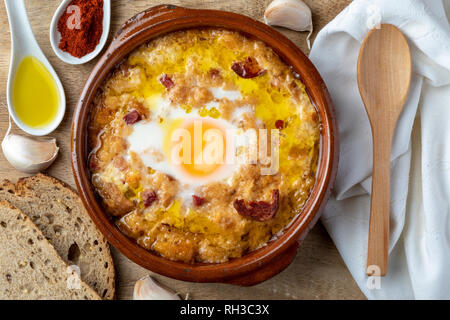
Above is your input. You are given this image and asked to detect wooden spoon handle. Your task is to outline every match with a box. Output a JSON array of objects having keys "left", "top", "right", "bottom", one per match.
[{"left": 367, "top": 129, "right": 391, "bottom": 276}]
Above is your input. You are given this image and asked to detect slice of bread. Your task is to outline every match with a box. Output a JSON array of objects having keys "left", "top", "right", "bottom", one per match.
[
  {"left": 0, "top": 174, "right": 115, "bottom": 299},
  {"left": 0, "top": 201, "right": 101, "bottom": 300}
]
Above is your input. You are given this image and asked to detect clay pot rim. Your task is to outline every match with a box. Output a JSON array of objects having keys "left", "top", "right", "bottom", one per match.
[{"left": 71, "top": 4, "right": 338, "bottom": 286}]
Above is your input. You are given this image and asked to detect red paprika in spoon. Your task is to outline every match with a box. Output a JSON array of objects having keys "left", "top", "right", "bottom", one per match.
[{"left": 57, "top": 0, "right": 103, "bottom": 58}]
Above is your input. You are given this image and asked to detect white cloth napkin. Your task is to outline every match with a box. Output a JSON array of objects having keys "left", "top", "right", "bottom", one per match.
[{"left": 309, "top": 0, "right": 450, "bottom": 299}]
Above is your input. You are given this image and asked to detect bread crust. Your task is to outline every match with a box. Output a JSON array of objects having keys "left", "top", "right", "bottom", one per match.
[
  {"left": 0, "top": 201, "right": 101, "bottom": 300},
  {"left": 0, "top": 174, "right": 115, "bottom": 299}
]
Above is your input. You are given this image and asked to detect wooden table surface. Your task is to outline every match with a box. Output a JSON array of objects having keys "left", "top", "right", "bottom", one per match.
[{"left": 0, "top": 0, "right": 364, "bottom": 300}]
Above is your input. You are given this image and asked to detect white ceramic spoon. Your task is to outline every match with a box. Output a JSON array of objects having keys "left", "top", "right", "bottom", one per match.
[
  {"left": 49, "top": 0, "right": 111, "bottom": 65},
  {"left": 5, "top": 0, "right": 66, "bottom": 136}
]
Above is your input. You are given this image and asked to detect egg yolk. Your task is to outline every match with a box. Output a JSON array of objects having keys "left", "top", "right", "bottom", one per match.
[{"left": 165, "top": 118, "right": 228, "bottom": 179}]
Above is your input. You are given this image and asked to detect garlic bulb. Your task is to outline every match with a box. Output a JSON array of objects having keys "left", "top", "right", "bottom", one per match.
[
  {"left": 1, "top": 118, "right": 59, "bottom": 174},
  {"left": 133, "top": 276, "right": 181, "bottom": 300},
  {"left": 264, "top": 0, "right": 313, "bottom": 49}
]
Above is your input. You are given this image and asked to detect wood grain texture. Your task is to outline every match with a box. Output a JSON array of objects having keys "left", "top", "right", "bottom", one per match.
[
  {"left": 357, "top": 24, "right": 411, "bottom": 276},
  {"left": 0, "top": 0, "right": 363, "bottom": 299}
]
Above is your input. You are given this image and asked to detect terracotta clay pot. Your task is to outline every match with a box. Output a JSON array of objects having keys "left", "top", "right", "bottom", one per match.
[{"left": 72, "top": 5, "right": 338, "bottom": 286}]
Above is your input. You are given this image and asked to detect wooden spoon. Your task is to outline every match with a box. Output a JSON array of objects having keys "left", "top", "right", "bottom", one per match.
[{"left": 357, "top": 24, "right": 411, "bottom": 276}]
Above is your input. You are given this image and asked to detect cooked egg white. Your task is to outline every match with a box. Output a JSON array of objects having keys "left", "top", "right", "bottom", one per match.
[{"left": 127, "top": 96, "right": 250, "bottom": 194}]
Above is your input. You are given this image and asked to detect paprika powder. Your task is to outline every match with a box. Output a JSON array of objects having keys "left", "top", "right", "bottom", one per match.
[{"left": 57, "top": 0, "right": 104, "bottom": 58}]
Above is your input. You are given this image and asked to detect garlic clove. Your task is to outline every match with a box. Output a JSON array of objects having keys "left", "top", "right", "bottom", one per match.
[
  {"left": 2, "top": 132, "right": 59, "bottom": 174},
  {"left": 133, "top": 275, "right": 181, "bottom": 300},
  {"left": 264, "top": 0, "right": 313, "bottom": 49},
  {"left": 264, "top": 0, "right": 312, "bottom": 31}
]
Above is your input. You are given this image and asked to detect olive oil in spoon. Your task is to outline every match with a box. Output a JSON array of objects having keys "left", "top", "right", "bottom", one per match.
[
  {"left": 5, "top": 0, "right": 65, "bottom": 136},
  {"left": 12, "top": 56, "right": 59, "bottom": 129}
]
